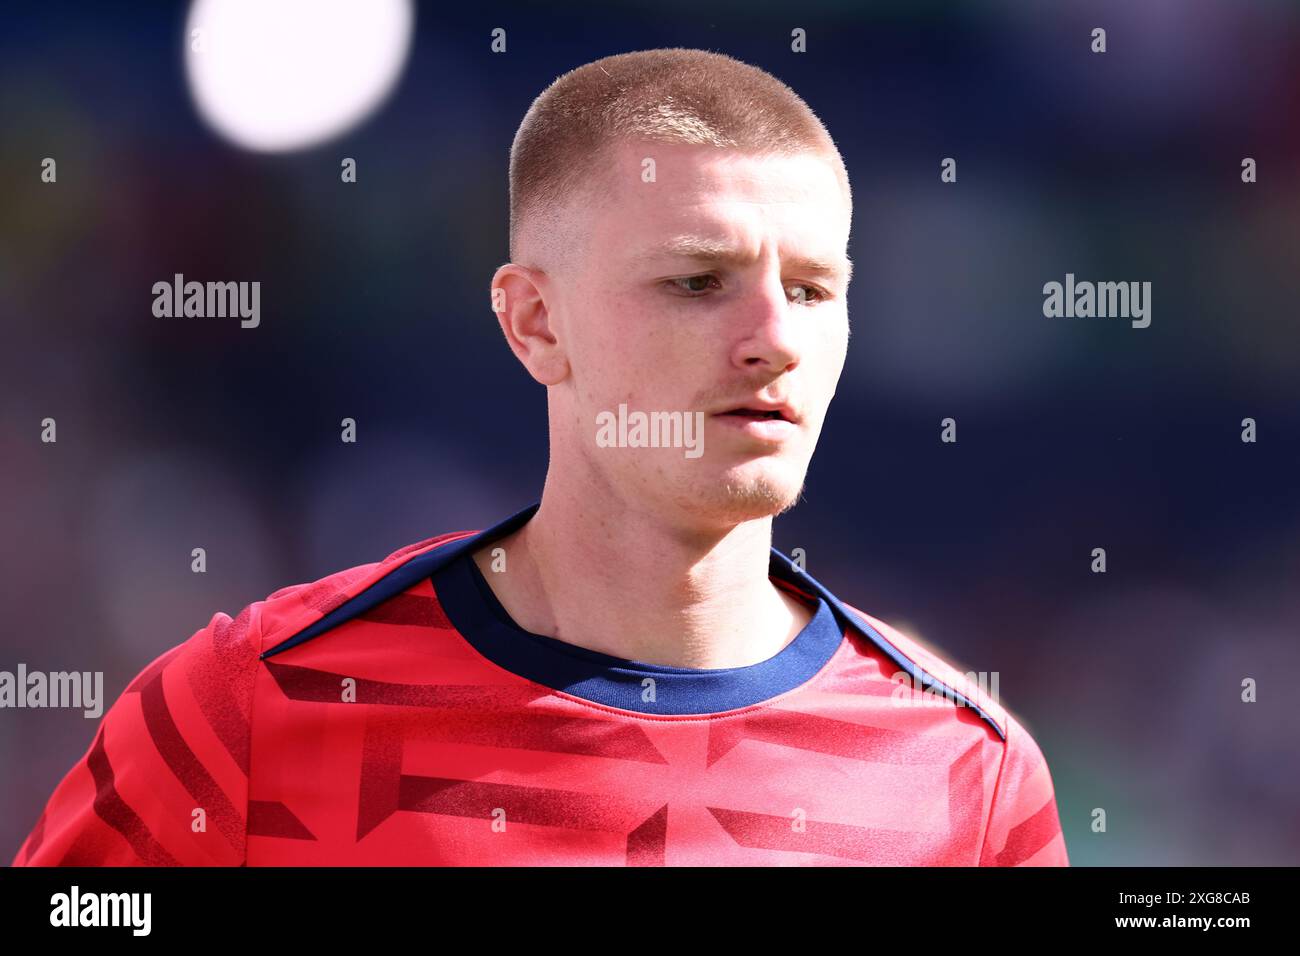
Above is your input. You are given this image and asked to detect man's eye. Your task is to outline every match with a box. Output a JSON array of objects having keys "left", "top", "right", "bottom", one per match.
[
  {"left": 789, "top": 284, "right": 828, "bottom": 304},
  {"left": 665, "top": 276, "right": 828, "bottom": 302},
  {"left": 666, "top": 275, "right": 721, "bottom": 295}
]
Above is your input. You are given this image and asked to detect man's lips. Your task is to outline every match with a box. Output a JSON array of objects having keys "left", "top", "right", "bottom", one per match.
[
  {"left": 711, "top": 407, "right": 800, "bottom": 442},
  {"left": 711, "top": 400, "right": 800, "bottom": 424},
  {"left": 716, "top": 408, "right": 789, "bottom": 421}
]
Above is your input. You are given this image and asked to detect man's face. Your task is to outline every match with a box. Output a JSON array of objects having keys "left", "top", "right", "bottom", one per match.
[{"left": 547, "top": 140, "right": 852, "bottom": 531}]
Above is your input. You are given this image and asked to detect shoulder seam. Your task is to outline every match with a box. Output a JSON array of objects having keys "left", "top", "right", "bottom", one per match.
[
  {"left": 259, "top": 531, "right": 480, "bottom": 660},
  {"left": 839, "top": 601, "right": 1009, "bottom": 742},
  {"left": 977, "top": 716, "right": 1014, "bottom": 865}
]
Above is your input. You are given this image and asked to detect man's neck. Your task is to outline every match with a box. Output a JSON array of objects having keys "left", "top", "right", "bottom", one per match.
[{"left": 469, "top": 486, "right": 811, "bottom": 669}]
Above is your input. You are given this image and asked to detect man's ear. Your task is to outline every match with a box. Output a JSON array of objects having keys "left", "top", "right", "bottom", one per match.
[{"left": 490, "top": 263, "right": 570, "bottom": 386}]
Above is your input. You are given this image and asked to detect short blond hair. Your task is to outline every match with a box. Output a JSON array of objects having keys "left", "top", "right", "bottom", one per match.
[{"left": 508, "top": 47, "right": 851, "bottom": 270}]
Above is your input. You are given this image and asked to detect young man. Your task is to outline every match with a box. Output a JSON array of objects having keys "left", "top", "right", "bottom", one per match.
[{"left": 13, "top": 48, "right": 1067, "bottom": 866}]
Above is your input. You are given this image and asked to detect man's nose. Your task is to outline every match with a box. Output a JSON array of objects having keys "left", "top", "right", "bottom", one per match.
[{"left": 729, "top": 274, "right": 801, "bottom": 372}]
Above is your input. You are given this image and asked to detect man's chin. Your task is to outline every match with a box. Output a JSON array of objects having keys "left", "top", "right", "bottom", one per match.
[{"left": 673, "top": 473, "right": 804, "bottom": 525}]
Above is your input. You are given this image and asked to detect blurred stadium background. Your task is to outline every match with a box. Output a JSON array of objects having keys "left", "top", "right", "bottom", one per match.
[{"left": 1, "top": 0, "right": 1298, "bottom": 864}]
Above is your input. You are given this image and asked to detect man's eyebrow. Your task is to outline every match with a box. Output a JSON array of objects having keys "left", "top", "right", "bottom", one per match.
[{"left": 636, "top": 236, "right": 853, "bottom": 284}]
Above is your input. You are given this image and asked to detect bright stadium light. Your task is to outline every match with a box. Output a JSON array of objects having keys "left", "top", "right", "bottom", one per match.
[{"left": 183, "top": 0, "right": 414, "bottom": 152}]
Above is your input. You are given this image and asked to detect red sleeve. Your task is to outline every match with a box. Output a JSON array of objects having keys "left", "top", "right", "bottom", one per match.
[
  {"left": 978, "top": 712, "right": 1069, "bottom": 866},
  {"left": 10, "top": 601, "right": 263, "bottom": 866}
]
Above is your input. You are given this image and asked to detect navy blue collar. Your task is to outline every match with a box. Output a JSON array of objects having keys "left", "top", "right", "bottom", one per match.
[
  {"left": 261, "top": 501, "right": 1004, "bottom": 737},
  {"left": 435, "top": 546, "right": 840, "bottom": 714}
]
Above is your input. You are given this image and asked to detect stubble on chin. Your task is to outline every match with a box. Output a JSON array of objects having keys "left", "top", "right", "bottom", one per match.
[{"left": 671, "top": 471, "right": 805, "bottom": 526}]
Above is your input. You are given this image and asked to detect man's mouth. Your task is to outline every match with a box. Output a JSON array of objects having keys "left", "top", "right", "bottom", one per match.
[
  {"left": 711, "top": 404, "right": 800, "bottom": 444},
  {"left": 718, "top": 408, "right": 789, "bottom": 422}
]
